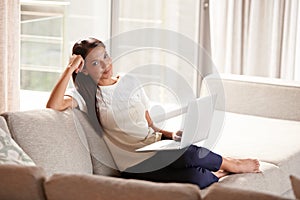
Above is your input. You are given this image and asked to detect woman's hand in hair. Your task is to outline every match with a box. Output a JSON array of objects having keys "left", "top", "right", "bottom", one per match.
[
  {"left": 46, "top": 54, "right": 83, "bottom": 110},
  {"left": 68, "top": 54, "right": 84, "bottom": 74}
]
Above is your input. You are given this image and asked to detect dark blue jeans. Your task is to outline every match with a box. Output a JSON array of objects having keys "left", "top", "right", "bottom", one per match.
[{"left": 121, "top": 145, "right": 223, "bottom": 189}]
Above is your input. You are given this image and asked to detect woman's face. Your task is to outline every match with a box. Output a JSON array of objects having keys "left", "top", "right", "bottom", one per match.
[{"left": 83, "top": 46, "right": 113, "bottom": 84}]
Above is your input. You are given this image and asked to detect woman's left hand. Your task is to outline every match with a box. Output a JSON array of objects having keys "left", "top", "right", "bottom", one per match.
[{"left": 172, "top": 130, "right": 183, "bottom": 141}]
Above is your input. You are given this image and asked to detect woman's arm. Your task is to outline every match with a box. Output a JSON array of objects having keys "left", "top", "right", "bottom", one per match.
[
  {"left": 46, "top": 55, "right": 84, "bottom": 111},
  {"left": 145, "top": 111, "right": 182, "bottom": 141}
]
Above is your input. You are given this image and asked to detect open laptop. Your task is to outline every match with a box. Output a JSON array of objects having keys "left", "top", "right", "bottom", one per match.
[{"left": 136, "top": 95, "right": 216, "bottom": 152}]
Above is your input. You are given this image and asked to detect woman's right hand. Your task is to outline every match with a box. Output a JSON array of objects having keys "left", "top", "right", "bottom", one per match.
[
  {"left": 172, "top": 130, "right": 183, "bottom": 141},
  {"left": 68, "top": 54, "right": 85, "bottom": 74},
  {"left": 46, "top": 54, "right": 83, "bottom": 111}
]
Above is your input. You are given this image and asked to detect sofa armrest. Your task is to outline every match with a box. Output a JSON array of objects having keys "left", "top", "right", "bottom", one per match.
[
  {"left": 44, "top": 173, "right": 202, "bottom": 200},
  {"left": 0, "top": 164, "right": 47, "bottom": 200},
  {"left": 201, "top": 74, "right": 300, "bottom": 121}
]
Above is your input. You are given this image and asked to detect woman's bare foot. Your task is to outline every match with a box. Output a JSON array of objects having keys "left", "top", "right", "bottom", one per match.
[
  {"left": 212, "top": 170, "right": 230, "bottom": 179},
  {"left": 220, "top": 157, "right": 261, "bottom": 173}
]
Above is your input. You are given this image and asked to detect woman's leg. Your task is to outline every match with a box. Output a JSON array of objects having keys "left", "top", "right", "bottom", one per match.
[
  {"left": 122, "top": 165, "right": 219, "bottom": 189},
  {"left": 169, "top": 145, "right": 223, "bottom": 171},
  {"left": 219, "top": 157, "right": 261, "bottom": 173},
  {"left": 170, "top": 145, "right": 260, "bottom": 173},
  {"left": 125, "top": 145, "right": 260, "bottom": 175},
  {"left": 123, "top": 145, "right": 222, "bottom": 174}
]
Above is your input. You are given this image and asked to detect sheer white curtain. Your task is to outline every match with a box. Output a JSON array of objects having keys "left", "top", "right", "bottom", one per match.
[
  {"left": 0, "top": 0, "right": 20, "bottom": 113},
  {"left": 210, "top": 0, "right": 300, "bottom": 81}
]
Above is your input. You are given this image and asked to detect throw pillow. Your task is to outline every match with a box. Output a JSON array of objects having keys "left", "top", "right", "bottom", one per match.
[
  {"left": 0, "top": 128, "right": 35, "bottom": 166},
  {"left": 290, "top": 175, "right": 300, "bottom": 199}
]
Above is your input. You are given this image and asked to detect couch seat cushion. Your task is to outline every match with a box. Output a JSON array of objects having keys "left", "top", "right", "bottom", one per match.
[
  {"left": 44, "top": 173, "right": 202, "bottom": 200},
  {"left": 203, "top": 184, "right": 289, "bottom": 200},
  {"left": 219, "top": 162, "right": 291, "bottom": 197},
  {"left": 207, "top": 112, "right": 300, "bottom": 198},
  {"left": 213, "top": 112, "right": 300, "bottom": 176}
]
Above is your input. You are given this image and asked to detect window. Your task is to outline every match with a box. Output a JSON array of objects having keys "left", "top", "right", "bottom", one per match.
[
  {"left": 20, "top": 0, "right": 69, "bottom": 110},
  {"left": 111, "top": 0, "right": 201, "bottom": 98},
  {"left": 20, "top": 0, "right": 111, "bottom": 110},
  {"left": 20, "top": 0, "right": 207, "bottom": 125},
  {"left": 111, "top": 0, "right": 203, "bottom": 130}
]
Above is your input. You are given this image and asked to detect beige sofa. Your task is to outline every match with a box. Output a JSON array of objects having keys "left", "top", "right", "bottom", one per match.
[{"left": 0, "top": 74, "right": 299, "bottom": 199}]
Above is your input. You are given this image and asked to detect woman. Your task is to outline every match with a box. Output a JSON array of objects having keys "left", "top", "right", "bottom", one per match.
[{"left": 47, "top": 37, "right": 260, "bottom": 189}]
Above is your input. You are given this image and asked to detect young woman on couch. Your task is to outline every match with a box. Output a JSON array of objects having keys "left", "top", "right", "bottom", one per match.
[{"left": 46, "top": 37, "right": 260, "bottom": 189}]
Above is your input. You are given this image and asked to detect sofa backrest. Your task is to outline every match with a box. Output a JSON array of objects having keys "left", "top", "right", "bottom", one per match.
[
  {"left": 1, "top": 109, "right": 93, "bottom": 176},
  {"left": 72, "top": 109, "right": 119, "bottom": 176},
  {"left": 201, "top": 74, "right": 300, "bottom": 121}
]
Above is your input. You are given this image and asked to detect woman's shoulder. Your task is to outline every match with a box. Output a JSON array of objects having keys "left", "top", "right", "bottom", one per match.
[{"left": 116, "top": 73, "right": 141, "bottom": 86}]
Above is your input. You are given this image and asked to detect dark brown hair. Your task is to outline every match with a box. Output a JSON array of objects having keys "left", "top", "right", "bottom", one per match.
[{"left": 72, "top": 37, "right": 105, "bottom": 133}]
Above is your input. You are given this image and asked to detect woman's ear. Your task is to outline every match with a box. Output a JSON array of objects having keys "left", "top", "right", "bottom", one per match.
[{"left": 81, "top": 68, "right": 89, "bottom": 75}]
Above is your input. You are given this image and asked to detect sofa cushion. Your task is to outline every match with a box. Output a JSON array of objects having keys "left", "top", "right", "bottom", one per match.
[
  {"left": 212, "top": 112, "right": 300, "bottom": 176},
  {"left": 73, "top": 109, "right": 120, "bottom": 176},
  {"left": 204, "top": 111, "right": 300, "bottom": 198},
  {"left": 2, "top": 109, "right": 93, "bottom": 176},
  {"left": 203, "top": 184, "right": 288, "bottom": 200},
  {"left": 0, "top": 128, "right": 35, "bottom": 165},
  {"left": 0, "top": 164, "right": 46, "bottom": 200},
  {"left": 290, "top": 175, "right": 300, "bottom": 199},
  {"left": 44, "top": 173, "right": 201, "bottom": 200},
  {"left": 216, "top": 162, "right": 290, "bottom": 197}
]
